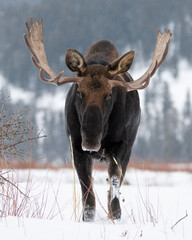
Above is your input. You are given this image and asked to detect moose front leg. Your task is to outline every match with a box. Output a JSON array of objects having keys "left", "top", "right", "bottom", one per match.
[
  {"left": 73, "top": 148, "right": 95, "bottom": 222},
  {"left": 107, "top": 156, "right": 122, "bottom": 220}
]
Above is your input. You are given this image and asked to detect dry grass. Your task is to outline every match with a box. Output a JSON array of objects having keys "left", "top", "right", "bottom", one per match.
[
  {"left": 1, "top": 157, "right": 192, "bottom": 173},
  {"left": 0, "top": 158, "right": 71, "bottom": 170},
  {"left": 129, "top": 158, "right": 192, "bottom": 173},
  {"left": 0, "top": 168, "right": 67, "bottom": 219}
]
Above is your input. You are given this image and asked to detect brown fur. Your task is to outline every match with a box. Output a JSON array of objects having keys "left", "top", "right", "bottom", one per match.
[{"left": 84, "top": 40, "right": 119, "bottom": 65}]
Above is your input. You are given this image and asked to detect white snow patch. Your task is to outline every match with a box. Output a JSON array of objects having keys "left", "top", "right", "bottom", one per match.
[
  {"left": 36, "top": 90, "right": 66, "bottom": 112},
  {"left": 9, "top": 85, "right": 34, "bottom": 104},
  {"left": 0, "top": 72, "right": 67, "bottom": 112},
  {"left": 0, "top": 73, "right": 34, "bottom": 104}
]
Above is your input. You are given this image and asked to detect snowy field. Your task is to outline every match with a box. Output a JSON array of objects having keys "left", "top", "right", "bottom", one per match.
[{"left": 0, "top": 167, "right": 192, "bottom": 240}]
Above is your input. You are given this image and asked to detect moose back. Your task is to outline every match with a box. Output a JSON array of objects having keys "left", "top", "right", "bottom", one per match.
[{"left": 24, "top": 18, "right": 171, "bottom": 222}]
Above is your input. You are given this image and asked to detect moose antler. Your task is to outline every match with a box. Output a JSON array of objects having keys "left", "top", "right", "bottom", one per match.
[
  {"left": 110, "top": 29, "right": 172, "bottom": 92},
  {"left": 24, "top": 17, "right": 79, "bottom": 85}
]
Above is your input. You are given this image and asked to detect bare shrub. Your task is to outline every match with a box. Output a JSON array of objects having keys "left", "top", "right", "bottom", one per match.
[{"left": 0, "top": 91, "right": 46, "bottom": 163}]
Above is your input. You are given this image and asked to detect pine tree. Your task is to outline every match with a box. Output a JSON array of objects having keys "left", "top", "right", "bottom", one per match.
[
  {"left": 149, "top": 113, "right": 164, "bottom": 161},
  {"left": 182, "top": 90, "right": 192, "bottom": 161},
  {"left": 161, "top": 82, "right": 181, "bottom": 161}
]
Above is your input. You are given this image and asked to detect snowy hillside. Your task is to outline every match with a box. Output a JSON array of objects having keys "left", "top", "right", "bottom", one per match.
[
  {"left": 1, "top": 58, "right": 192, "bottom": 112},
  {"left": 130, "top": 58, "right": 192, "bottom": 112}
]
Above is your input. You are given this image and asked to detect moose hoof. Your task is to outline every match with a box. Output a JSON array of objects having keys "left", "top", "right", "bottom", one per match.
[
  {"left": 108, "top": 197, "right": 121, "bottom": 220},
  {"left": 83, "top": 206, "right": 95, "bottom": 222}
]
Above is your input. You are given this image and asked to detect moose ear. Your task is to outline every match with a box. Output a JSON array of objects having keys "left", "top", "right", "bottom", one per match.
[
  {"left": 108, "top": 51, "right": 135, "bottom": 76},
  {"left": 65, "top": 49, "right": 87, "bottom": 76}
]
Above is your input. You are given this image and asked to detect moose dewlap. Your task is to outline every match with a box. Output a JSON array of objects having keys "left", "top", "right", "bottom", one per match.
[{"left": 24, "top": 17, "right": 171, "bottom": 222}]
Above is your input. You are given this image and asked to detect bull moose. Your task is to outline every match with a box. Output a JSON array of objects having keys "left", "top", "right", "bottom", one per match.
[{"left": 24, "top": 18, "right": 171, "bottom": 222}]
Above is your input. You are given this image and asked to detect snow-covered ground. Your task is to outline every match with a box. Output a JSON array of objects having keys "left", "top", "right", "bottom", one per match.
[{"left": 0, "top": 168, "right": 192, "bottom": 240}]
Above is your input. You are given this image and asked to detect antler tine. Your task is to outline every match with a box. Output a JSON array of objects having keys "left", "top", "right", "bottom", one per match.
[
  {"left": 31, "top": 56, "right": 50, "bottom": 77},
  {"left": 125, "top": 29, "right": 172, "bottom": 92},
  {"left": 24, "top": 17, "right": 78, "bottom": 86},
  {"left": 39, "top": 69, "right": 78, "bottom": 85},
  {"left": 24, "top": 28, "right": 39, "bottom": 64}
]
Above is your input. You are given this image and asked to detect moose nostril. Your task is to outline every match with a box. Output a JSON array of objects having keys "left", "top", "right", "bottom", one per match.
[{"left": 81, "top": 132, "right": 102, "bottom": 152}]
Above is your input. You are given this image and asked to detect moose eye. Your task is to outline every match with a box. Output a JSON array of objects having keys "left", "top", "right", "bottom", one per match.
[
  {"left": 105, "top": 93, "right": 112, "bottom": 101},
  {"left": 77, "top": 91, "right": 85, "bottom": 99}
]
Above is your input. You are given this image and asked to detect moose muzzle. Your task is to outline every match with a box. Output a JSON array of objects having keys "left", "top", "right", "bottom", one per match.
[{"left": 81, "top": 106, "right": 103, "bottom": 152}]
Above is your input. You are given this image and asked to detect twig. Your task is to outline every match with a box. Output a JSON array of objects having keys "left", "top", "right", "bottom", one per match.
[
  {"left": 69, "top": 135, "right": 77, "bottom": 221},
  {"left": 112, "top": 156, "right": 122, "bottom": 179},
  {"left": 171, "top": 211, "right": 188, "bottom": 230},
  {"left": 2, "top": 135, "right": 47, "bottom": 150},
  {"left": 135, "top": 170, "right": 157, "bottom": 225},
  {"left": 0, "top": 174, "right": 29, "bottom": 198},
  {"left": 0, "top": 170, "right": 12, "bottom": 175}
]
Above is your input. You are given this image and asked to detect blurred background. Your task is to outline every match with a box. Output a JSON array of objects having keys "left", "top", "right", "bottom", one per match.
[{"left": 0, "top": 0, "right": 192, "bottom": 165}]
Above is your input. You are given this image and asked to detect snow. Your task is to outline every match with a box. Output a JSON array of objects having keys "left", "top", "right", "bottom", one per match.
[
  {"left": 36, "top": 90, "right": 67, "bottom": 112},
  {"left": 0, "top": 74, "right": 35, "bottom": 104},
  {"left": 0, "top": 168, "right": 192, "bottom": 240},
  {"left": 0, "top": 73, "right": 66, "bottom": 112}
]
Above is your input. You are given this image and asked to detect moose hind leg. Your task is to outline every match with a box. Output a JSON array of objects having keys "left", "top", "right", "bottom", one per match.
[{"left": 107, "top": 159, "right": 122, "bottom": 220}]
